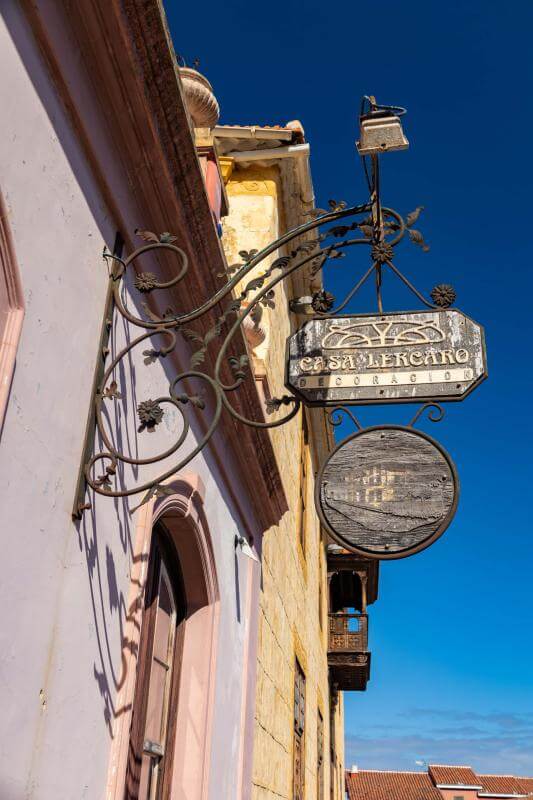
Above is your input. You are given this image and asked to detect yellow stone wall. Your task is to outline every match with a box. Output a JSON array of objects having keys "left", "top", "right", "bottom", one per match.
[{"left": 222, "top": 164, "right": 345, "bottom": 800}]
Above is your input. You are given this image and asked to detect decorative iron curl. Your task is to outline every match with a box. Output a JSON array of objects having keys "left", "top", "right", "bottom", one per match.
[
  {"left": 326, "top": 406, "right": 363, "bottom": 431},
  {"left": 408, "top": 402, "right": 446, "bottom": 428},
  {"left": 85, "top": 204, "right": 370, "bottom": 506},
  {"left": 86, "top": 370, "right": 223, "bottom": 499},
  {"left": 82, "top": 197, "right": 436, "bottom": 510}
]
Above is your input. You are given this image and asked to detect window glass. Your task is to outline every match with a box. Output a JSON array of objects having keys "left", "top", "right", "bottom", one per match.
[{"left": 293, "top": 659, "right": 306, "bottom": 800}]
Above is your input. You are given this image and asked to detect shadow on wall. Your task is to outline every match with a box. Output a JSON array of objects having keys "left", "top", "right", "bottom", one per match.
[
  {"left": 73, "top": 272, "right": 144, "bottom": 737},
  {"left": 0, "top": 0, "right": 154, "bottom": 753},
  {"left": 2, "top": 3, "right": 258, "bottom": 746},
  {"left": 78, "top": 499, "right": 145, "bottom": 738}
]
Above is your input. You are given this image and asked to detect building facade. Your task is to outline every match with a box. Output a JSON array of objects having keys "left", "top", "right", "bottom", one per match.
[
  {"left": 0, "top": 2, "right": 378, "bottom": 799},
  {"left": 214, "top": 127, "right": 379, "bottom": 800},
  {"left": 0, "top": 2, "right": 278, "bottom": 798}
]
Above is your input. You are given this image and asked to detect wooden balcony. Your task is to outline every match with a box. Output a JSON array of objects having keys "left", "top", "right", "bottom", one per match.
[{"left": 328, "top": 612, "right": 370, "bottom": 691}]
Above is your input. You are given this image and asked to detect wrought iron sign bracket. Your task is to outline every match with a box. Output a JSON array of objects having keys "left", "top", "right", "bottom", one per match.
[
  {"left": 72, "top": 233, "right": 123, "bottom": 519},
  {"left": 72, "top": 96, "right": 487, "bottom": 525}
]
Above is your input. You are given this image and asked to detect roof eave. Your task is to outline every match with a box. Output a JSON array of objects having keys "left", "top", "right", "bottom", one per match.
[
  {"left": 214, "top": 125, "right": 294, "bottom": 142},
  {"left": 436, "top": 785, "right": 484, "bottom": 791}
]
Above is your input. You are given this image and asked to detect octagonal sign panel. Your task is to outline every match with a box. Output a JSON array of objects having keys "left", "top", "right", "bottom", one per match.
[{"left": 286, "top": 309, "right": 487, "bottom": 406}]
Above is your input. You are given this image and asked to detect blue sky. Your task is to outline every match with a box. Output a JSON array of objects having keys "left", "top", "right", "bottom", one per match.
[{"left": 165, "top": 0, "right": 533, "bottom": 775}]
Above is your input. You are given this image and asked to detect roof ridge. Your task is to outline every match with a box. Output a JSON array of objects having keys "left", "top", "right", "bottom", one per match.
[
  {"left": 479, "top": 774, "right": 520, "bottom": 778},
  {"left": 350, "top": 769, "right": 426, "bottom": 774},
  {"left": 345, "top": 769, "right": 533, "bottom": 800}
]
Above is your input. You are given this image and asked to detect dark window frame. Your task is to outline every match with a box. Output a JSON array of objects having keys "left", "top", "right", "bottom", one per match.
[
  {"left": 317, "top": 709, "right": 324, "bottom": 800},
  {"left": 293, "top": 658, "right": 306, "bottom": 800}
]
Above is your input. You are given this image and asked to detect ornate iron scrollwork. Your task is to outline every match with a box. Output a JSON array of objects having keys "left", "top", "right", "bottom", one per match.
[
  {"left": 73, "top": 88, "right": 465, "bottom": 520},
  {"left": 73, "top": 195, "right": 439, "bottom": 516}
]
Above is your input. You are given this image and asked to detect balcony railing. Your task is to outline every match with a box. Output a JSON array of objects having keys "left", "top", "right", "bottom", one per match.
[
  {"left": 327, "top": 612, "right": 370, "bottom": 691},
  {"left": 328, "top": 612, "right": 368, "bottom": 653}
]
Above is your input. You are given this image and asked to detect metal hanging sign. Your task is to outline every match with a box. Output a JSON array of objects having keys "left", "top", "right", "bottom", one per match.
[
  {"left": 286, "top": 309, "right": 487, "bottom": 406},
  {"left": 71, "top": 92, "right": 486, "bottom": 542},
  {"left": 316, "top": 424, "right": 459, "bottom": 559}
]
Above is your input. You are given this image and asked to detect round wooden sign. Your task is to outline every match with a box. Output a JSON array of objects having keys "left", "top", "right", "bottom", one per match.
[{"left": 316, "top": 426, "right": 458, "bottom": 559}]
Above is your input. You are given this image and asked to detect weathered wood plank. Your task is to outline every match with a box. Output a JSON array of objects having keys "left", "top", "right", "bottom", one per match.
[{"left": 316, "top": 427, "right": 458, "bottom": 559}]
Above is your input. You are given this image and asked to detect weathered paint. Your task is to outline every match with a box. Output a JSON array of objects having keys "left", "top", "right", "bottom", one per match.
[{"left": 287, "top": 310, "right": 487, "bottom": 405}]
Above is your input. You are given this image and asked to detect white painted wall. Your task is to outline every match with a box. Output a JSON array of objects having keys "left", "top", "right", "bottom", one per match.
[{"left": 0, "top": 7, "right": 256, "bottom": 799}]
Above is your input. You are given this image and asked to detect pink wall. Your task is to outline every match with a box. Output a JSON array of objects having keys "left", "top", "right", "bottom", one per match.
[
  {"left": 106, "top": 475, "right": 223, "bottom": 800},
  {"left": 439, "top": 790, "right": 481, "bottom": 800}
]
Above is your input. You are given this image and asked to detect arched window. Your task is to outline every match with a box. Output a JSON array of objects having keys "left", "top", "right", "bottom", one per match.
[
  {"left": 125, "top": 523, "right": 186, "bottom": 800},
  {"left": 107, "top": 477, "right": 219, "bottom": 800}
]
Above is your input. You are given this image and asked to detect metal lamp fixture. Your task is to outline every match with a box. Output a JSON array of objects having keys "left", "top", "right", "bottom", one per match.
[
  {"left": 356, "top": 96, "right": 409, "bottom": 156},
  {"left": 235, "top": 535, "right": 259, "bottom": 562}
]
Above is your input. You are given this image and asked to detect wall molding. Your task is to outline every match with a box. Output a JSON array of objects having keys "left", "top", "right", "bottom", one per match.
[
  {"left": 106, "top": 472, "right": 219, "bottom": 800},
  {"left": 0, "top": 189, "right": 24, "bottom": 432}
]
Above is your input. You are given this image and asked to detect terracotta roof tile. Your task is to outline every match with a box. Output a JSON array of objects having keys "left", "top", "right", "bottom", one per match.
[
  {"left": 346, "top": 770, "right": 443, "bottom": 800},
  {"left": 479, "top": 776, "right": 530, "bottom": 795},
  {"left": 345, "top": 769, "right": 533, "bottom": 800},
  {"left": 517, "top": 779, "right": 533, "bottom": 795},
  {"left": 429, "top": 766, "right": 482, "bottom": 787}
]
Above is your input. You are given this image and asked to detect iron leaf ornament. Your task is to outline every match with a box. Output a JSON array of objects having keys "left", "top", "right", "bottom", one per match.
[
  {"left": 103, "top": 380, "right": 122, "bottom": 400},
  {"left": 265, "top": 395, "right": 295, "bottom": 415}
]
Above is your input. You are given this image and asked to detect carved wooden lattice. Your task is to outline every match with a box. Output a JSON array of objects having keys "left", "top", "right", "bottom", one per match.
[{"left": 328, "top": 613, "right": 367, "bottom": 652}]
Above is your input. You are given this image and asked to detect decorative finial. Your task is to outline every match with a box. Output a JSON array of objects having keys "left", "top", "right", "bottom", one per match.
[{"left": 177, "top": 58, "right": 220, "bottom": 128}]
